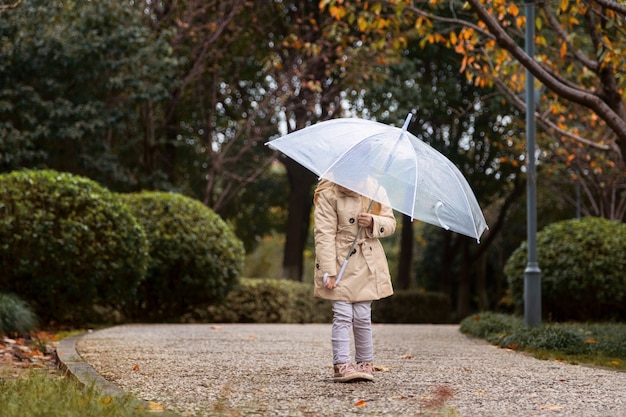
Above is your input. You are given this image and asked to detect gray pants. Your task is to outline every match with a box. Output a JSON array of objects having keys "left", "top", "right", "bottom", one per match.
[{"left": 331, "top": 300, "right": 373, "bottom": 365}]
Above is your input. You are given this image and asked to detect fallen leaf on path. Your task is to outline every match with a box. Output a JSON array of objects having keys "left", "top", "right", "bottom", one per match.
[
  {"left": 391, "top": 395, "right": 407, "bottom": 400},
  {"left": 132, "top": 364, "right": 140, "bottom": 371},
  {"left": 473, "top": 391, "right": 485, "bottom": 395},
  {"left": 539, "top": 405, "right": 563, "bottom": 410},
  {"left": 584, "top": 338, "right": 597, "bottom": 344},
  {"left": 374, "top": 365, "right": 390, "bottom": 372},
  {"left": 354, "top": 399, "right": 367, "bottom": 407},
  {"left": 147, "top": 401, "right": 165, "bottom": 412},
  {"left": 611, "top": 361, "right": 620, "bottom": 365},
  {"left": 401, "top": 354, "right": 414, "bottom": 359},
  {"left": 249, "top": 335, "right": 255, "bottom": 339},
  {"left": 210, "top": 325, "right": 223, "bottom": 330}
]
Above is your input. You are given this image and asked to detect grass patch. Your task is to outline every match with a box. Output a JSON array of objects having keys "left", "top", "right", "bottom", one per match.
[
  {"left": 460, "top": 312, "right": 626, "bottom": 371},
  {"left": 0, "top": 370, "right": 181, "bottom": 417}
]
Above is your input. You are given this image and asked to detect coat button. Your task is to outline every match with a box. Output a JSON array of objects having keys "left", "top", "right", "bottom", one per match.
[
  {"left": 351, "top": 249, "right": 356, "bottom": 255},
  {"left": 380, "top": 227, "right": 384, "bottom": 233},
  {"left": 316, "top": 263, "right": 320, "bottom": 269},
  {"left": 349, "top": 218, "right": 355, "bottom": 223}
]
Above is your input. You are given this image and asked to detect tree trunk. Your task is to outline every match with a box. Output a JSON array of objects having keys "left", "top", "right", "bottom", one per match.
[
  {"left": 282, "top": 158, "right": 316, "bottom": 281},
  {"left": 439, "top": 232, "right": 454, "bottom": 297},
  {"left": 396, "top": 215, "right": 413, "bottom": 290},
  {"left": 456, "top": 239, "right": 472, "bottom": 320}
]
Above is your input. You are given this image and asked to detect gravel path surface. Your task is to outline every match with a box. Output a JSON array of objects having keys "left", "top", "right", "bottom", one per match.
[{"left": 74, "top": 324, "right": 626, "bottom": 416}]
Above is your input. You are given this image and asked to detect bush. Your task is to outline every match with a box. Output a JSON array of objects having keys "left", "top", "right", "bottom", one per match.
[
  {"left": 200, "top": 278, "right": 332, "bottom": 323},
  {"left": 459, "top": 311, "right": 523, "bottom": 341},
  {"left": 460, "top": 312, "right": 602, "bottom": 356},
  {"left": 504, "top": 217, "right": 626, "bottom": 321},
  {"left": 0, "top": 293, "right": 38, "bottom": 336},
  {"left": 0, "top": 170, "right": 148, "bottom": 324},
  {"left": 120, "top": 191, "right": 245, "bottom": 321},
  {"left": 372, "top": 290, "right": 453, "bottom": 324}
]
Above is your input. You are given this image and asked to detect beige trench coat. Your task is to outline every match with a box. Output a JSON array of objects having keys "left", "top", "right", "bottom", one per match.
[{"left": 313, "top": 180, "right": 396, "bottom": 302}]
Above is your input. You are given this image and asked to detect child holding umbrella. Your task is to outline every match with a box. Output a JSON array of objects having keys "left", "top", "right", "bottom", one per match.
[{"left": 313, "top": 178, "right": 396, "bottom": 383}]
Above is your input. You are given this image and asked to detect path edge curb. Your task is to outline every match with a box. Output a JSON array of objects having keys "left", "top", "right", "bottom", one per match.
[{"left": 55, "top": 331, "right": 126, "bottom": 397}]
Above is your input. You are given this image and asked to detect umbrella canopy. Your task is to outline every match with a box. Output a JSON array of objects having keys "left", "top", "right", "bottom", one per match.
[{"left": 266, "top": 114, "right": 488, "bottom": 242}]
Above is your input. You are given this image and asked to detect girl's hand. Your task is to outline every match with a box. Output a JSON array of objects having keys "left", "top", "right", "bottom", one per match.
[
  {"left": 324, "top": 275, "right": 337, "bottom": 289},
  {"left": 357, "top": 213, "right": 373, "bottom": 232}
]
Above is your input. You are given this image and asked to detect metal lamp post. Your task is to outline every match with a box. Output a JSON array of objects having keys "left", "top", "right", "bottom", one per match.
[{"left": 524, "top": 0, "right": 542, "bottom": 327}]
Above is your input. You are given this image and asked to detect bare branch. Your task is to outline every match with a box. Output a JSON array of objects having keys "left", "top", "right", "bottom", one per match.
[
  {"left": 490, "top": 72, "right": 612, "bottom": 150},
  {"left": 464, "top": 0, "right": 626, "bottom": 148},
  {"left": 592, "top": 0, "right": 626, "bottom": 15},
  {"left": 540, "top": 3, "right": 599, "bottom": 72},
  {"left": 0, "top": 0, "right": 22, "bottom": 12}
]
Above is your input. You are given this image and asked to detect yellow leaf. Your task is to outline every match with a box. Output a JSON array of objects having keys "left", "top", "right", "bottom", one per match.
[
  {"left": 560, "top": 42, "right": 567, "bottom": 59},
  {"left": 449, "top": 31, "right": 457, "bottom": 45},
  {"left": 610, "top": 361, "right": 620, "bottom": 365},
  {"left": 540, "top": 405, "right": 564, "bottom": 410},
  {"left": 401, "top": 354, "right": 414, "bottom": 359},
  {"left": 474, "top": 391, "right": 485, "bottom": 395},
  {"left": 329, "top": 5, "right": 347, "bottom": 20},
  {"left": 147, "top": 401, "right": 165, "bottom": 412},
  {"left": 354, "top": 399, "right": 367, "bottom": 407},
  {"left": 374, "top": 365, "right": 390, "bottom": 372}
]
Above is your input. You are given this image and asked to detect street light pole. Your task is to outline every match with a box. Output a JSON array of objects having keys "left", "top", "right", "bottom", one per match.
[{"left": 524, "top": 0, "right": 542, "bottom": 327}]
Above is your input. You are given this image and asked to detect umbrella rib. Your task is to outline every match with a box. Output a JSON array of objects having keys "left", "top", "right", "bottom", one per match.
[{"left": 448, "top": 165, "right": 482, "bottom": 240}]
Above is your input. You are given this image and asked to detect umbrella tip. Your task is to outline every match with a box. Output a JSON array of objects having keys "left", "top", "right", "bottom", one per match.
[{"left": 402, "top": 113, "right": 413, "bottom": 131}]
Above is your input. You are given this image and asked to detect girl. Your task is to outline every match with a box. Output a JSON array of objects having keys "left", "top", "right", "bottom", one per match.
[{"left": 313, "top": 178, "right": 396, "bottom": 382}]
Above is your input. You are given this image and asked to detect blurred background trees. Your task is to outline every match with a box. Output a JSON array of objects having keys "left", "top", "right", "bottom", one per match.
[{"left": 2, "top": 0, "right": 624, "bottom": 321}]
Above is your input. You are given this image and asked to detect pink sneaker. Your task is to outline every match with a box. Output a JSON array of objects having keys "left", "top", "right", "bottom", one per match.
[
  {"left": 356, "top": 361, "right": 374, "bottom": 377},
  {"left": 333, "top": 363, "right": 373, "bottom": 383}
]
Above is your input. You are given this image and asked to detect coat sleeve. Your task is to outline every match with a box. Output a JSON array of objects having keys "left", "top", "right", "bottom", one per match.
[
  {"left": 367, "top": 203, "right": 396, "bottom": 239},
  {"left": 314, "top": 188, "right": 338, "bottom": 276}
]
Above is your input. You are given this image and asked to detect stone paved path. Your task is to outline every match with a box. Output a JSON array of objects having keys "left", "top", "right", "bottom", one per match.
[{"left": 58, "top": 324, "right": 626, "bottom": 416}]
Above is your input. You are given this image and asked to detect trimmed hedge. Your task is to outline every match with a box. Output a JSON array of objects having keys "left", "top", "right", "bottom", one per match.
[
  {"left": 0, "top": 170, "right": 148, "bottom": 324},
  {"left": 504, "top": 217, "right": 626, "bottom": 321},
  {"left": 200, "top": 278, "right": 452, "bottom": 324},
  {"left": 201, "top": 278, "right": 333, "bottom": 323},
  {"left": 460, "top": 312, "right": 626, "bottom": 358},
  {"left": 120, "top": 191, "right": 245, "bottom": 321},
  {"left": 0, "top": 293, "right": 38, "bottom": 336},
  {"left": 373, "top": 290, "right": 453, "bottom": 324}
]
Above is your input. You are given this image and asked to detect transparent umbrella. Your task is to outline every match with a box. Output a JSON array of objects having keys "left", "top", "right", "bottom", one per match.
[{"left": 266, "top": 114, "right": 488, "bottom": 242}]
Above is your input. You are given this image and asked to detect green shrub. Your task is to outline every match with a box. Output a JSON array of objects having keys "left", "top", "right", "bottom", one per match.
[
  {"left": 200, "top": 278, "right": 332, "bottom": 323},
  {"left": 373, "top": 290, "right": 453, "bottom": 324},
  {"left": 0, "top": 293, "right": 38, "bottom": 336},
  {"left": 0, "top": 170, "right": 148, "bottom": 324},
  {"left": 459, "top": 311, "right": 523, "bottom": 340},
  {"left": 460, "top": 313, "right": 598, "bottom": 355},
  {"left": 504, "top": 217, "right": 626, "bottom": 321},
  {"left": 120, "top": 191, "right": 245, "bottom": 321}
]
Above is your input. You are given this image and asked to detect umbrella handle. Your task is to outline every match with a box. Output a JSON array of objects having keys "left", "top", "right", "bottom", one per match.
[
  {"left": 335, "top": 259, "right": 349, "bottom": 284},
  {"left": 323, "top": 258, "right": 349, "bottom": 286},
  {"left": 434, "top": 201, "right": 450, "bottom": 230}
]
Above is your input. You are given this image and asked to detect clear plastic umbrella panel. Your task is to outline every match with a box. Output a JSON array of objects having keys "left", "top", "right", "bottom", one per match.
[{"left": 266, "top": 114, "right": 488, "bottom": 242}]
